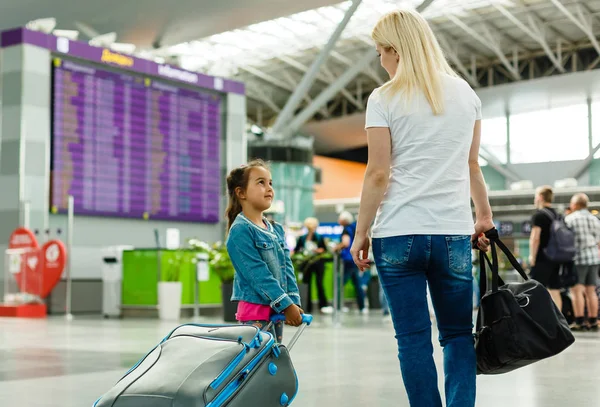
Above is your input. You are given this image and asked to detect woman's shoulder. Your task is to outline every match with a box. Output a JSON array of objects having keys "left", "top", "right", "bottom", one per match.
[{"left": 367, "top": 86, "right": 385, "bottom": 102}]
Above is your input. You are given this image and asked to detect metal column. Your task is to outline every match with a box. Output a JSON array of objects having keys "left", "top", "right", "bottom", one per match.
[
  {"left": 271, "top": 0, "right": 363, "bottom": 135},
  {"left": 65, "top": 195, "right": 74, "bottom": 321},
  {"left": 588, "top": 96, "right": 593, "bottom": 154},
  {"left": 505, "top": 110, "right": 511, "bottom": 165},
  {"left": 332, "top": 253, "right": 345, "bottom": 327}
]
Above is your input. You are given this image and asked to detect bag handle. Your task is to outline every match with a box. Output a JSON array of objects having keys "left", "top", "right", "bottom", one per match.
[{"left": 477, "top": 228, "right": 529, "bottom": 298}]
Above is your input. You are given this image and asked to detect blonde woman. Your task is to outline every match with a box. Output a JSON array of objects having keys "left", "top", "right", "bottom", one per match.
[{"left": 350, "top": 9, "right": 493, "bottom": 407}]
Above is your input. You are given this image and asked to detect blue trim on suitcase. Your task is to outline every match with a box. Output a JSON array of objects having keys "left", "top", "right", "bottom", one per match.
[
  {"left": 210, "top": 344, "right": 249, "bottom": 389},
  {"left": 287, "top": 359, "right": 300, "bottom": 406},
  {"left": 207, "top": 333, "right": 276, "bottom": 407}
]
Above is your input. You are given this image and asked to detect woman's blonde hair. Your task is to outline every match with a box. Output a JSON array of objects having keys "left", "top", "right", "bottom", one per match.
[
  {"left": 303, "top": 217, "right": 319, "bottom": 230},
  {"left": 371, "top": 9, "right": 458, "bottom": 115}
]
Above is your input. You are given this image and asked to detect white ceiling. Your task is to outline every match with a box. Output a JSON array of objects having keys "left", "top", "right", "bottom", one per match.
[{"left": 0, "top": 0, "right": 341, "bottom": 48}]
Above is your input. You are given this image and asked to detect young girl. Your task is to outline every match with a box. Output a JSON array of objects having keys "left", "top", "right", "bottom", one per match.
[{"left": 225, "top": 159, "right": 303, "bottom": 343}]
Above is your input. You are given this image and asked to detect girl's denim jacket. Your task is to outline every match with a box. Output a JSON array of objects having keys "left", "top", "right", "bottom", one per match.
[{"left": 226, "top": 214, "right": 301, "bottom": 313}]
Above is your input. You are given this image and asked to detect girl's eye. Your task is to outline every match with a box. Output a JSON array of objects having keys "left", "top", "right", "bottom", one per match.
[{"left": 377, "top": 53, "right": 381, "bottom": 57}]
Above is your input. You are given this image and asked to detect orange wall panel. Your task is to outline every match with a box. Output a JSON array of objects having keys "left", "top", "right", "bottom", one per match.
[{"left": 313, "top": 156, "right": 366, "bottom": 201}]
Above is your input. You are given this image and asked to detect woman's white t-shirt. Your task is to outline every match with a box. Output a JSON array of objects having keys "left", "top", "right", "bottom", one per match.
[{"left": 365, "top": 74, "right": 481, "bottom": 238}]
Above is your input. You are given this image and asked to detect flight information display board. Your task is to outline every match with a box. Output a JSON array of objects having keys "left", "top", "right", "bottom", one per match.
[{"left": 50, "top": 58, "right": 221, "bottom": 223}]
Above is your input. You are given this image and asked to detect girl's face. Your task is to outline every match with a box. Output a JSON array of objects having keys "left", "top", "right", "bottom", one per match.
[
  {"left": 376, "top": 43, "right": 399, "bottom": 79},
  {"left": 238, "top": 166, "right": 274, "bottom": 212}
]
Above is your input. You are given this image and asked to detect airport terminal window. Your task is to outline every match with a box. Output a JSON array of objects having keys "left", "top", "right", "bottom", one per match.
[
  {"left": 509, "top": 104, "right": 589, "bottom": 163},
  {"left": 592, "top": 101, "right": 600, "bottom": 158},
  {"left": 481, "top": 116, "right": 507, "bottom": 163}
]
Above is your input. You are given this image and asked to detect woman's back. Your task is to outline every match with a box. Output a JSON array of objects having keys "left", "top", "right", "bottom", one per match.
[
  {"left": 366, "top": 73, "right": 481, "bottom": 238},
  {"left": 353, "top": 9, "right": 494, "bottom": 407}
]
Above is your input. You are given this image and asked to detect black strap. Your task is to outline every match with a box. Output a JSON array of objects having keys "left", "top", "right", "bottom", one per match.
[{"left": 477, "top": 228, "right": 528, "bottom": 301}]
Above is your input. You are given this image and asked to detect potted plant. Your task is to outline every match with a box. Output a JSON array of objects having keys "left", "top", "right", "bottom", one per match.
[
  {"left": 209, "top": 241, "right": 237, "bottom": 322},
  {"left": 158, "top": 250, "right": 184, "bottom": 321},
  {"left": 188, "top": 239, "right": 237, "bottom": 322}
]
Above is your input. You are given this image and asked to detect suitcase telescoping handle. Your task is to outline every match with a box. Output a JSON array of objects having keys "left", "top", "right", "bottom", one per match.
[{"left": 267, "top": 314, "right": 313, "bottom": 351}]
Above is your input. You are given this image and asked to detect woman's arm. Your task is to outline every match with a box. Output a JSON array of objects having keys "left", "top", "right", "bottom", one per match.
[
  {"left": 469, "top": 120, "right": 494, "bottom": 239},
  {"left": 351, "top": 127, "right": 391, "bottom": 270},
  {"left": 355, "top": 127, "right": 391, "bottom": 236}
]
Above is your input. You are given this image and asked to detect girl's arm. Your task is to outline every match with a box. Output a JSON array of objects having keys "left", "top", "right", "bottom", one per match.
[
  {"left": 274, "top": 224, "right": 302, "bottom": 307},
  {"left": 227, "top": 224, "right": 295, "bottom": 313}
]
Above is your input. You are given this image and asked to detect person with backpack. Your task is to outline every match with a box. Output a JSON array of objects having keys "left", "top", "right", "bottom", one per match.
[
  {"left": 565, "top": 193, "right": 600, "bottom": 331},
  {"left": 334, "top": 211, "right": 366, "bottom": 313},
  {"left": 529, "top": 186, "right": 570, "bottom": 310}
]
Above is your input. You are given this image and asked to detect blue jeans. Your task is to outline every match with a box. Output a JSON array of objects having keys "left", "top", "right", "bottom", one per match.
[
  {"left": 373, "top": 235, "right": 475, "bottom": 407},
  {"left": 379, "top": 278, "right": 390, "bottom": 315}
]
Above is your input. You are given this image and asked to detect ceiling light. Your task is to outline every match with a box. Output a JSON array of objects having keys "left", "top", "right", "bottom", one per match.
[
  {"left": 110, "top": 42, "right": 136, "bottom": 54},
  {"left": 26, "top": 18, "right": 56, "bottom": 34},
  {"left": 89, "top": 32, "right": 117, "bottom": 47},
  {"left": 53, "top": 29, "right": 79, "bottom": 40}
]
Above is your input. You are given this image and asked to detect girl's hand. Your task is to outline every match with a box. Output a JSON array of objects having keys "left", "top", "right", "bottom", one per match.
[{"left": 283, "top": 304, "right": 303, "bottom": 327}]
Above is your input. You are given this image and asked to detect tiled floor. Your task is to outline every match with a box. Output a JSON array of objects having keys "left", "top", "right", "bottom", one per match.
[{"left": 0, "top": 312, "right": 598, "bottom": 407}]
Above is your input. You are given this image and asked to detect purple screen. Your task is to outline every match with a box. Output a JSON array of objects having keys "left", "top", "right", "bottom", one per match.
[{"left": 51, "top": 59, "right": 221, "bottom": 223}]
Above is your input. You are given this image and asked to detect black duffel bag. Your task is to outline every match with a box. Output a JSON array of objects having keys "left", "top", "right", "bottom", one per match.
[{"left": 475, "top": 228, "right": 575, "bottom": 375}]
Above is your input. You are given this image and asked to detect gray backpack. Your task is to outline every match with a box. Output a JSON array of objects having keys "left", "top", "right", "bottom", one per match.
[
  {"left": 541, "top": 208, "right": 576, "bottom": 263},
  {"left": 93, "top": 323, "right": 300, "bottom": 407}
]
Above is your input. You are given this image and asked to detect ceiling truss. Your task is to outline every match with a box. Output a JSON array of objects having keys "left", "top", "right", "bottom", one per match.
[{"left": 227, "top": 0, "right": 600, "bottom": 127}]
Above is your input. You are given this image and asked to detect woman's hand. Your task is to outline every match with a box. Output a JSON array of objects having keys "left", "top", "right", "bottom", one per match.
[
  {"left": 350, "top": 233, "right": 372, "bottom": 271},
  {"left": 473, "top": 218, "right": 495, "bottom": 252}
]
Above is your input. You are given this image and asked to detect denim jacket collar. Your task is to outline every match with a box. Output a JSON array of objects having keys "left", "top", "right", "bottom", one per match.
[{"left": 236, "top": 213, "right": 276, "bottom": 237}]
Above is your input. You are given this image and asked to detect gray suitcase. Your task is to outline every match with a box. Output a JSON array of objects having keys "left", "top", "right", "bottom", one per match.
[{"left": 93, "top": 314, "right": 312, "bottom": 407}]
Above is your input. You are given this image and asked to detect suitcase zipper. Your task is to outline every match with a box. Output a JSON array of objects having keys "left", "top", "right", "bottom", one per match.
[
  {"left": 207, "top": 334, "right": 276, "bottom": 407},
  {"left": 210, "top": 344, "right": 249, "bottom": 389}
]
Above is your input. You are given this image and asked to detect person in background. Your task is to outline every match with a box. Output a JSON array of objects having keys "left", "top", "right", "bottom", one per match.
[
  {"left": 294, "top": 217, "right": 331, "bottom": 314},
  {"left": 349, "top": 9, "right": 493, "bottom": 407},
  {"left": 225, "top": 160, "right": 304, "bottom": 343},
  {"left": 565, "top": 193, "right": 600, "bottom": 331},
  {"left": 529, "top": 186, "right": 563, "bottom": 310},
  {"left": 334, "top": 211, "right": 366, "bottom": 313}
]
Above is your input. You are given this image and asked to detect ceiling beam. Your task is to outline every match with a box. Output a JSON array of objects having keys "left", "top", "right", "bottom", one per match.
[
  {"left": 272, "top": 0, "right": 363, "bottom": 135},
  {"left": 437, "top": 33, "right": 480, "bottom": 87},
  {"left": 240, "top": 66, "right": 295, "bottom": 92},
  {"left": 285, "top": 49, "right": 377, "bottom": 136},
  {"left": 494, "top": 4, "right": 565, "bottom": 73},
  {"left": 447, "top": 14, "right": 521, "bottom": 81},
  {"left": 550, "top": 0, "right": 600, "bottom": 56},
  {"left": 570, "top": 142, "right": 600, "bottom": 179},
  {"left": 278, "top": 70, "right": 330, "bottom": 118},
  {"left": 330, "top": 50, "right": 384, "bottom": 85},
  {"left": 277, "top": 55, "right": 363, "bottom": 110},
  {"left": 246, "top": 85, "right": 282, "bottom": 113}
]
